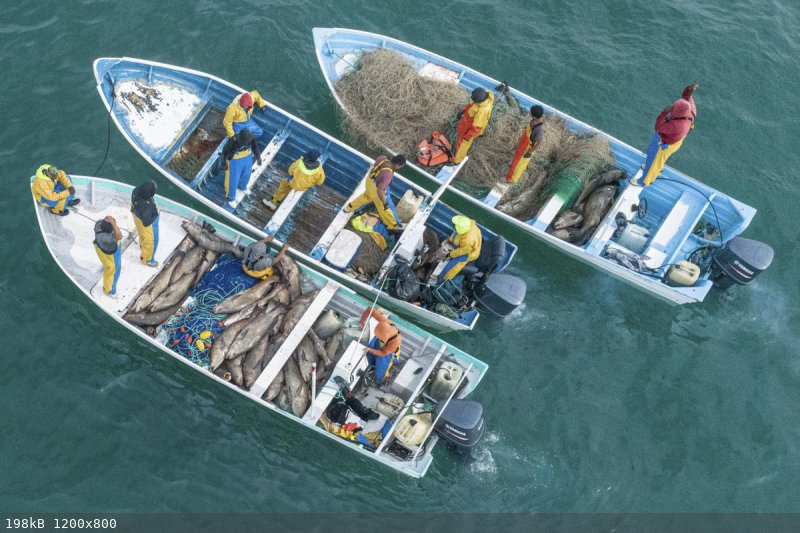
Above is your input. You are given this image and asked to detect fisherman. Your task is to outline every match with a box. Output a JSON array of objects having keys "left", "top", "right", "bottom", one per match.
[
  {"left": 221, "top": 128, "right": 262, "bottom": 209},
  {"left": 452, "top": 87, "right": 495, "bottom": 164},
  {"left": 32, "top": 164, "right": 80, "bottom": 216},
  {"left": 241, "top": 234, "right": 289, "bottom": 280},
  {"left": 223, "top": 90, "right": 267, "bottom": 139},
  {"left": 263, "top": 149, "right": 326, "bottom": 210},
  {"left": 434, "top": 215, "right": 482, "bottom": 282},
  {"left": 505, "top": 105, "right": 545, "bottom": 184},
  {"left": 351, "top": 213, "right": 392, "bottom": 251},
  {"left": 94, "top": 216, "right": 123, "bottom": 298},
  {"left": 343, "top": 154, "right": 405, "bottom": 230},
  {"left": 359, "top": 307, "right": 402, "bottom": 386},
  {"left": 631, "top": 83, "right": 699, "bottom": 187},
  {"left": 131, "top": 180, "right": 159, "bottom": 267}
]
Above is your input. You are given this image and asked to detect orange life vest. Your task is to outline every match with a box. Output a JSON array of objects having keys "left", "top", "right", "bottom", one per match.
[{"left": 416, "top": 131, "right": 453, "bottom": 167}]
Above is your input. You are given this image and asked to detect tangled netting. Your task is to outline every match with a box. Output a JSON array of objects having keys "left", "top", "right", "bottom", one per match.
[{"left": 336, "top": 49, "right": 615, "bottom": 220}]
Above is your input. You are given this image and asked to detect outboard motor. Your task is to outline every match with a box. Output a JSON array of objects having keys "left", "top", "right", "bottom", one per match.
[
  {"left": 461, "top": 235, "right": 527, "bottom": 317},
  {"left": 710, "top": 237, "right": 774, "bottom": 290},
  {"left": 434, "top": 399, "right": 485, "bottom": 456}
]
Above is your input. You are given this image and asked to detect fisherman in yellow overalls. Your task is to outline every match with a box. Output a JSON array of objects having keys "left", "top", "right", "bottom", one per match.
[
  {"left": 452, "top": 88, "right": 495, "bottom": 163},
  {"left": 94, "top": 216, "right": 123, "bottom": 298},
  {"left": 344, "top": 154, "right": 405, "bottom": 229},
  {"left": 438, "top": 215, "right": 482, "bottom": 281},
  {"left": 263, "top": 149, "right": 326, "bottom": 210},
  {"left": 131, "top": 180, "right": 159, "bottom": 267},
  {"left": 223, "top": 91, "right": 267, "bottom": 139},
  {"left": 31, "top": 164, "right": 80, "bottom": 216}
]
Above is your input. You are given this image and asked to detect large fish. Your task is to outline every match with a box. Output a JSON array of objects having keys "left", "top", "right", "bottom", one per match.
[
  {"left": 550, "top": 209, "right": 584, "bottom": 231},
  {"left": 284, "top": 356, "right": 310, "bottom": 417},
  {"left": 575, "top": 169, "right": 625, "bottom": 208},
  {"left": 325, "top": 330, "right": 343, "bottom": 369},
  {"left": 228, "top": 354, "right": 245, "bottom": 387},
  {"left": 222, "top": 304, "right": 258, "bottom": 327},
  {"left": 263, "top": 368, "right": 284, "bottom": 401},
  {"left": 280, "top": 291, "right": 319, "bottom": 335},
  {"left": 573, "top": 184, "right": 619, "bottom": 246},
  {"left": 126, "top": 250, "right": 185, "bottom": 314},
  {"left": 124, "top": 305, "right": 181, "bottom": 326},
  {"left": 277, "top": 256, "right": 301, "bottom": 300},
  {"left": 193, "top": 250, "right": 218, "bottom": 286},
  {"left": 213, "top": 277, "right": 279, "bottom": 315},
  {"left": 170, "top": 245, "right": 205, "bottom": 284},
  {"left": 295, "top": 336, "right": 319, "bottom": 383},
  {"left": 227, "top": 303, "right": 287, "bottom": 360},
  {"left": 209, "top": 319, "right": 249, "bottom": 370},
  {"left": 264, "top": 284, "right": 291, "bottom": 306},
  {"left": 276, "top": 386, "right": 292, "bottom": 413},
  {"left": 213, "top": 361, "right": 231, "bottom": 382},
  {"left": 242, "top": 332, "right": 271, "bottom": 390},
  {"left": 148, "top": 272, "right": 196, "bottom": 313},
  {"left": 307, "top": 329, "right": 332, "bottom": 369},
  {"left": 548, "top": 226, "right": 583, "bottom": 243},
  {"left": 181, "top": 220, "right": 243, "bottom": 257}
]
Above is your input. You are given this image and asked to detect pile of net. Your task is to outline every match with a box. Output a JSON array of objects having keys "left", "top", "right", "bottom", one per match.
[{"left": 335, "top": 49, "right": 615, "bottom": 220}]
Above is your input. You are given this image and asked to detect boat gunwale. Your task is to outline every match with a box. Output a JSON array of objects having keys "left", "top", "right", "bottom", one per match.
[
  {"left": 93, "top": 56, "right": 514, "bottom": 331},
  {"left": 311, "top": 27, "right": 760, "bottom": 305},
  {"left": 32, "top": 174, "right": 489, "bottom": 478}
]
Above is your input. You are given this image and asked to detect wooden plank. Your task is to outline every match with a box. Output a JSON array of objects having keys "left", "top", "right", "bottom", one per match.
[
  {"left": 309, "top": 173, "right": 369, "bottom": 260},
  {"left": 644, "top": 193, "right": 694, "bottom": 269},
  {"left": 302, "top": 340, "right": 368, "bottom": 423},
  {"left": 224, "top": 126, "right": 290, "bottom": 212},
  {"left": 249, "top": 281, "right": 339, "bottom": 398}
]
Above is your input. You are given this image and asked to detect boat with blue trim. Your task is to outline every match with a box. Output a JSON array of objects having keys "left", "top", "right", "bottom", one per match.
[
  {"left": 313, "top": 28, "right": 773, "bottom": 305},
  {"left": 93, "top": 57, "right": 526, "bottom": 331}
]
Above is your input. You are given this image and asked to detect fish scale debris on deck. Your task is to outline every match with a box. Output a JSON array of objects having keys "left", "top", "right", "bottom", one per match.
[
  {"left": 313, "top": 28, "right": 774, "bottom": 305},
  {"left": 94, "top": 57, "right": 527, "bottom": 331},
  {"left": 32, "top": 176, "right": 489, "bottom": 478}
]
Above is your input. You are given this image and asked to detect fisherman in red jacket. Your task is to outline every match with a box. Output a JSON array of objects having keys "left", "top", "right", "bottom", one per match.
[{"left": 631, "top": 83, "right": 699, "bottom": 187}]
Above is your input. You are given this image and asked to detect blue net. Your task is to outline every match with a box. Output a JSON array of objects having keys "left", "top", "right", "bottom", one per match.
[{"left": 162, "top": 253, "right": 257, "bottom": 366}]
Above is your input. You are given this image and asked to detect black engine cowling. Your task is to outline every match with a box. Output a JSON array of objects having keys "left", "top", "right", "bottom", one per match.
[{"left": 710, "top": 237, "right": 774, "bottom": 290}]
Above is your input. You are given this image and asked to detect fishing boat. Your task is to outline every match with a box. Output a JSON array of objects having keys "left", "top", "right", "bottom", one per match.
[
  {"left": 92, "top": 57, "right": 527, "bottom": 331},
  {"left": 313, "top": 28, "right": 773, "bottom": 305},
  {"left": 32, "top": 175, "right": 489, "bottom": 478}
]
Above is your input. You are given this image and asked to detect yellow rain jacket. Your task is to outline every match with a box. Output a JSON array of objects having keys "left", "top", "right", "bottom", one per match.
[
  {"left": 453, "top": 92, "right": 494, "bottom": 163},
  {"left": 223, "top": 90, "right": 267, "bottom": 138},
  {"left": 450, "top": 218, "right": 482, "bottom": 262},
  {"left": 287, "top": 157, "right": 325, "bottom": 190},
  {"left": 32, "top": 165, "right": 73, "bottom": 206}
]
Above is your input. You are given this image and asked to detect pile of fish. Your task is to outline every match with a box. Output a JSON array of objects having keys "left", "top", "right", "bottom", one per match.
[
  {"left": 123, "top": 221, "right": 242, "bottom": 328},
  {"left": 546, "top": 169, "right": 625, "bottom": 246},
  {"left": 208, "top": 255, "right": 348, "bottom": 418}
]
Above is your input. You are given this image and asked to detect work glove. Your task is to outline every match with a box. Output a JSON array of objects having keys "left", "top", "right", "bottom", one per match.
[{"left": 68, "top": 186, "right": 75, "bottom": 195}]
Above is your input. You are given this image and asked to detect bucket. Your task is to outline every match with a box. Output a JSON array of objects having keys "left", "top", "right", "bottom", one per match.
[
  {"left": 341, "top": 317, "right": 369, "bottom": 346},
  {"left": 395, "top": 190, "right": 424, "bottom": 223},
  {"left": 394, "top": 413, "right": 433, "bottom": 447},
  {"left": 666, "top": 260, "right": 700, "bottom": 287},
  {"left": 430, "top": 361, "right": 465, "bottom": 401}
]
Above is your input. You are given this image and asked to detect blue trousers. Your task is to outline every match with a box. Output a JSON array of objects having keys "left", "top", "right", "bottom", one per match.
[
  {"left": 367, "top": 337, "right": 396, "bottom": 385},
  {"left": 225, "top": 152, "right": 254, "bottom": 201},
  {"left": 635, "top": 132, "right": 662, "bottom": 185},
  {"left": 233, "top": 118, "right": 263, "bottom": 139}
]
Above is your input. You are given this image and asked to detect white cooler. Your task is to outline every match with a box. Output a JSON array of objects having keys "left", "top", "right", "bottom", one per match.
[{"left": 324, "top": 229, "right": 362, "bottom": 270}]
